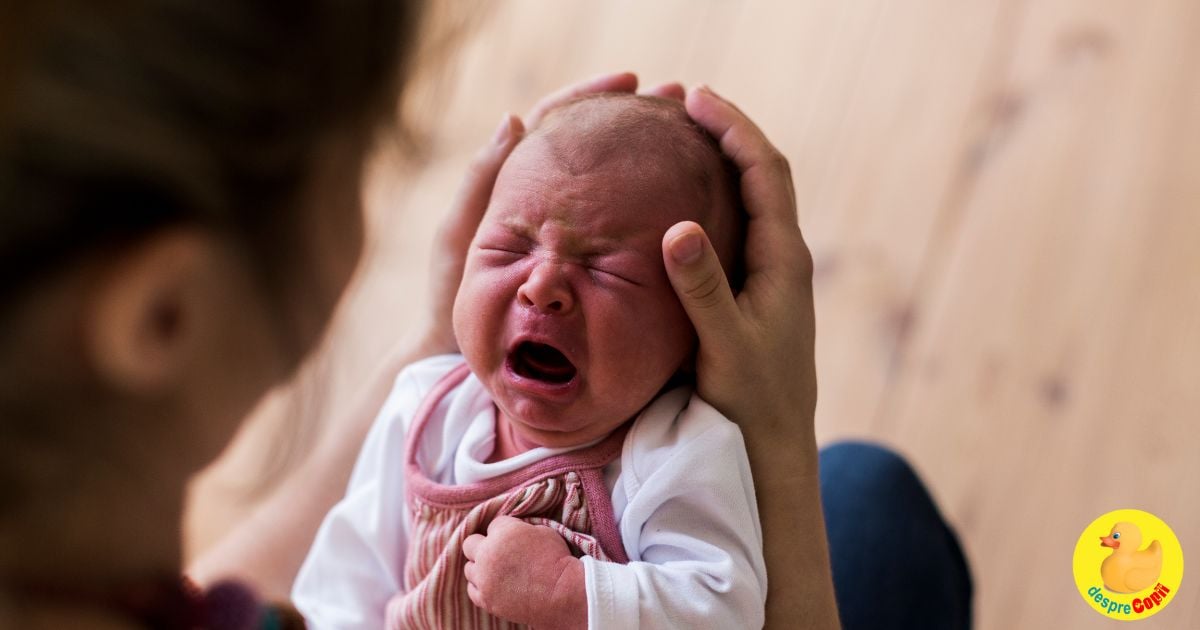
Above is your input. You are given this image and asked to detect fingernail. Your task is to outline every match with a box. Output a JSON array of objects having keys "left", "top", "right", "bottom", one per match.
[
  {"left": 492, "top": 114, "right": 512, "bottom": 145},
  {"left": 697, "top": 84, "right": 714, "bottom": 95},
  {"left": 670, "top": 232, "right": 703, "bottom": 264}
]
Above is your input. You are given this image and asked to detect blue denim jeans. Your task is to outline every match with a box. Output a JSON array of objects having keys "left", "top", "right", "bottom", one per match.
[{"left": 820, "top": 442, "right": 973, "bottom": 629}]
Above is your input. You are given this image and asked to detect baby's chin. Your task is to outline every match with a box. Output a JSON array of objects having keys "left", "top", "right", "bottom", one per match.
[{"left": 492, "top": 397, "right": 605, "bottom": 448}]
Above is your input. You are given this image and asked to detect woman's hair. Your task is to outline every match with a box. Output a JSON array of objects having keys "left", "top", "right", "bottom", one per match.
[
  {"left": 0, "top": 0, "right": 425, "bottom": 303},
  {"left": 0, "top": 0, "right": 427, "bottom": 513}
]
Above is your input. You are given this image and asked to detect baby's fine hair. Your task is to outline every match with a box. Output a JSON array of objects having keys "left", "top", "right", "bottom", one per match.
[{"left": 531, "top": 94, "right": 745, "bottom": 288}]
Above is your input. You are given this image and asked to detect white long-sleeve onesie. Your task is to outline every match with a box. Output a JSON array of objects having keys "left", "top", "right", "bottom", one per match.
[{"left": 293, "top": 355, "right": 766, "bottom": 629}]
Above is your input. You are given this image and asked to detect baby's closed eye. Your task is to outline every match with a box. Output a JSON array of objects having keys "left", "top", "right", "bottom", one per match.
[
  {"left": 585, "top": 253, "right": 657, "bottom": 288},
  {"left": 476, "top": 235, "right": 530, "bottom": 262},
  {"left": 475, "top": 227, "right": 534, "bottom": 256},
  {"left": 478, "top": 245, "right": 526, "bottom": 257},
  {"left": 588, "top": 268, "right": 638, "bottom": 286}
]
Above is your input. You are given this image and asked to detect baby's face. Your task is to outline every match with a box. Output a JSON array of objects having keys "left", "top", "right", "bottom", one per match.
[{"left": 453, "top": 135, "right": 697, "bottom": 449}]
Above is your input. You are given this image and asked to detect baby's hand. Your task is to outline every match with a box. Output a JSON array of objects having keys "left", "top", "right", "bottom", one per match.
[{"left": 462, "top": 516, "right": 587, "bottom": 630}]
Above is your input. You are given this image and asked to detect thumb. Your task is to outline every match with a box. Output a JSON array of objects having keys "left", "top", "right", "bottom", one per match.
[{"left": 662, "top": 222, "right": 741, "bottom": 346}]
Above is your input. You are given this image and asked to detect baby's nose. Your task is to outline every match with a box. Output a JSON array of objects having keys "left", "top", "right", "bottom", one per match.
[{"left": 517, "top": 263, "right": 575, "bottom": 314}]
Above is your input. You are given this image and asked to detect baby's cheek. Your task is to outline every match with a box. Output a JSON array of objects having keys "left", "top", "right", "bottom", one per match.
[
  {"left": 462, "top": 267, "right": 512, "bottom": 311},
  {"left": 599, "top": 299, "right": 687, "bottom": 380},
  {"left": 644, "top": 284, "right": 694, "bottom": 336},
  {"left": 455, "top": 274, "right": 506, "bottom": 357},
  {"left": 644, "top": 299, "right": 696, "bottom": 374}
]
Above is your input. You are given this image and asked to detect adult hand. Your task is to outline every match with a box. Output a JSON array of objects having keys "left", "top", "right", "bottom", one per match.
[
  {"left": 662, "top": 85, "right": 817, "bottom": 433},
  {"left": 417, "top": 110, "right": 525, "bottom": 355},
  {"left": 666, "top": 86, "right": 837, "bottom": 630}
]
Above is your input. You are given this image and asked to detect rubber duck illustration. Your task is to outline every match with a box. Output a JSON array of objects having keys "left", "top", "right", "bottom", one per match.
[{"left": 1100, "top": 521, "right": 1162, "bottom": 593}]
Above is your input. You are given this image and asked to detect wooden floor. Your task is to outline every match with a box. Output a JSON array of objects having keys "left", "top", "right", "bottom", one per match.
[{"left": 187, "top": 2, "right": 1200, "bottom": 628}]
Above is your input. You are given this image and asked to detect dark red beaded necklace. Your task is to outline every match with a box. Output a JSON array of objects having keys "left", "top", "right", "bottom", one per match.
[{"left": 3, "top": 574, "right": 305, "bottom": 629}]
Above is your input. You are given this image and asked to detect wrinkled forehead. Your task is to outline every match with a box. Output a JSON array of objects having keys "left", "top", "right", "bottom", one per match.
[
  {"left": 526, "top": 98, "right": 736, "bottom": 228},
  {"left": 539, "top": 124, "right": 700, "bottom": 196}
]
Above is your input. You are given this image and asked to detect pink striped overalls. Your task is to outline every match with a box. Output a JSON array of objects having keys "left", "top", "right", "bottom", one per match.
[{"left": 386, "top": 364, "right": 630, "bottom": 629}]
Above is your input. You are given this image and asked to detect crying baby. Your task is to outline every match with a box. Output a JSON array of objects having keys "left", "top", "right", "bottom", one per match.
[{"left": 294, "top": 93, "right": 766, "bottom": 630}]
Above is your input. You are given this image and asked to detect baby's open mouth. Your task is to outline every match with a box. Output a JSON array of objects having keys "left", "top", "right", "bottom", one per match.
[{"left": 510, "top": 341, "right": 577, "bottom": 384}]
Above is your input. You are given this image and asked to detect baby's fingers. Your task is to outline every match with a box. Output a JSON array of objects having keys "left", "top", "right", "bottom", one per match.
[
  {"left": 466, "top": 581, "right": 486, "bottom": 609},
  {"left": 463, "top": 560, "right": 478, "bottom": 583},
  {"left": 485, "top": 514, "right": 526, "bottom": 537},
  {"left": 462, "top": 533, "right": 486, "bottom": 561}
]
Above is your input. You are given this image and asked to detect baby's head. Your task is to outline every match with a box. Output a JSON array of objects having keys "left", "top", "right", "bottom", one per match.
[{"left": 453, "top": 93, "right": 742, "bottom": 449}]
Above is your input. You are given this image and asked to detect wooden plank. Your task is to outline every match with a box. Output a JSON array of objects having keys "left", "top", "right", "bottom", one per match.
[
  {"left": 877, "top": 1, "right": 1200, "bottom": 627},
  {"left": 773, "top": 1, "right": 1013, "bottom": 443}
]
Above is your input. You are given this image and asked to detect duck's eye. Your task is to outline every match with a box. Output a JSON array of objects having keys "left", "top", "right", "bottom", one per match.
[{"left": 1113, "top": 532, "right": 1121, "bottom": 539}]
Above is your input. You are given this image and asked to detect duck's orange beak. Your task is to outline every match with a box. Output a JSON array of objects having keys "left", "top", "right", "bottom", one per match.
[{"left": 1100, "top": 536, "right": 1120, "bottom": 549}]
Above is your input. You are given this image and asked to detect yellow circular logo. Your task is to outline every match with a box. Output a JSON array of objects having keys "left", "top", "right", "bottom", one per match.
[{"left": 1073, "top": 509, "right": 1183, "bottom": 620}]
